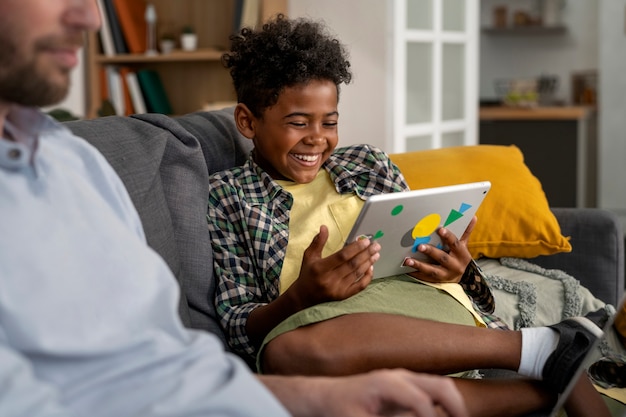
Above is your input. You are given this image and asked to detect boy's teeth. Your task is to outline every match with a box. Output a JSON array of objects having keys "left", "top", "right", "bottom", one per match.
[{"left": 293, "top": 154, "right": 318, "bottom": 162}]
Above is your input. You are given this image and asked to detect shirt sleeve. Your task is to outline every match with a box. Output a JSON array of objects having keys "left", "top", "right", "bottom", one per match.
[
  {"left": 387, "top": 159, "right": 410, "bottom": 192},
  {"left": 459, "top": 260, "right": 496, "bottom": 314},
  {"left": 208, "top": 180, "right": 269, "bottom": 359}
]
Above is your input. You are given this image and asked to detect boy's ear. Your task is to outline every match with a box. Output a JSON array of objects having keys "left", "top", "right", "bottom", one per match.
[{"left": 234, "top": 103, "right": 255, "bottom": 140}]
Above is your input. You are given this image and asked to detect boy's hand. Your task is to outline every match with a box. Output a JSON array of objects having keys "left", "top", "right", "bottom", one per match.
[
  {"left": 403, "top": 216, "right": 477, "bottom": 284},
  {"left": 290, "top": 225, "right": 381, "bottom": 308},
  {"left": 248, "top": 226, "right": 380, "bottom": 346}
]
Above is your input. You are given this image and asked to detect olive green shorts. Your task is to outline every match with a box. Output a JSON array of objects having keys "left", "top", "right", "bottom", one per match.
[{"left": 257, "top": 274, "right": 479, "bottom": 372}]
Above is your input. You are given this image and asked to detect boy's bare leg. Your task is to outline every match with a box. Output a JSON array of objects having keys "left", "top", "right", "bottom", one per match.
[
  {"left": 263, "top": 313, "right": 611, "bottom": 417},
  {"left": 455, "top": 373, "right": 609, "bottom": 417},
  {"left": 453, "top": 378, "right": 553, "bottom": 417},
  {"left": 263, "top": 312, "right": 521, "bottom": 376},
  {"left": 563, "top": 375, "right": 611, "bottom": 417}
]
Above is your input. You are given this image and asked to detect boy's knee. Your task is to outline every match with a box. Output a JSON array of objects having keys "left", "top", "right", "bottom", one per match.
[{"left": 262, "top": 327, "right": 336, "bottom": 375}]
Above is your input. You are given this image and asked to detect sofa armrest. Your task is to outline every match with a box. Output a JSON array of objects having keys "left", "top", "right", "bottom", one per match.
[{"left": 530, "top": 208, "right": 624, "bottom": 307}]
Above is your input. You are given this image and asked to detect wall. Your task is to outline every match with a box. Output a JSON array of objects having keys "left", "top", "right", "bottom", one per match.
[
  {"left": 288, "top": 0, "right": 389, "bottom": 150},
  {"left": 479, "top": 0, "right": 598, "bottom": 104},
  {"left": 599, "top": 1, "right": 626, "bottom": 227}
]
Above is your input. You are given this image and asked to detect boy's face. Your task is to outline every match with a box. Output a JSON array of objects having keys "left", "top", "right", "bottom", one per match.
[{"left": 251, "top": 79, "right": 339, "bottom": 184}]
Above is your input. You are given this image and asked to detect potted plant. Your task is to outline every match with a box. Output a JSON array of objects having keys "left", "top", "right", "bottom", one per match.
[
  {"left": 159, "top": 33, "right": 176, "bottom": 54},
  {"left": 180, "top": 25, "right": 198, "bottom": 51}
]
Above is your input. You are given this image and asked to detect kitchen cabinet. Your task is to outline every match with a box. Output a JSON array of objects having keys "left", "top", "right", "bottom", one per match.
[{"left": 479, "top": 106, "right": 597, "bottom": 208}]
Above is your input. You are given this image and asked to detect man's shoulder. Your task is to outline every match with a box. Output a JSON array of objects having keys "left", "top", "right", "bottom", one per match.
[{"left": 48, "top": 119, "right": 120, "bottom": 176}]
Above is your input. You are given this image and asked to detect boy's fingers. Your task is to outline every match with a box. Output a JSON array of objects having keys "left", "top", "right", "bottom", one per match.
[
  {"left": 459, "top": 216, "right": 477, "bottom": 243},
  {"left": 306, "top": 225, "right": 330, "bottom": 257}
]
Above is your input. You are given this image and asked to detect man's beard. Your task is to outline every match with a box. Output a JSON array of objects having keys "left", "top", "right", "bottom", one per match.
[
  {"left": 0, "top": 63, "right": 70, "bottom": 108},
  {"left": 0, "top": 37, "right": 71, "bottom": 108}
]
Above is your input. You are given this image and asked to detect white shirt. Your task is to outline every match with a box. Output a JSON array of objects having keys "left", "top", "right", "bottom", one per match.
[{"left": 0, "top": 106, "right": 289, "bottom": 417}]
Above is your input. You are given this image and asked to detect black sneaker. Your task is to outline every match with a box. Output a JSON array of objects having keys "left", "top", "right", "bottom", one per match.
[
  {"left": 584, "top": 307, "right": 611, "bottom": 329},
  {"left": 542, "top": 317, "right": 604, "bottom": 393}
]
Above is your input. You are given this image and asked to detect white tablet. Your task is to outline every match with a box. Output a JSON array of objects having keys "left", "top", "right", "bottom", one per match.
[{"left": 346, "top": 181, "right": 491, "bottom": 279}]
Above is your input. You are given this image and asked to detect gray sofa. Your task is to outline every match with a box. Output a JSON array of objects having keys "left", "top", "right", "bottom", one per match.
[{"left": 65, "top": 109, "right": 625, "bottom": 351}]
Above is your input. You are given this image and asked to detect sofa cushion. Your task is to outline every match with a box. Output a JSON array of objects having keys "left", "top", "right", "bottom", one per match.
[{"left": 390, "top": 145, "right": 572, "bottom": 259}]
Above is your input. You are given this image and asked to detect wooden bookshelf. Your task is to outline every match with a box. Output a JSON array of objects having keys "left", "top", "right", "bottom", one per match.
[{"left": 86, "top": 0, "right": 286, "bottom": 118}]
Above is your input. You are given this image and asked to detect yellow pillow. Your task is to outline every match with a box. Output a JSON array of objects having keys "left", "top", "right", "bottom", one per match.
[{"left": 389, "top": 145, "right": 571, "bottom": 259}]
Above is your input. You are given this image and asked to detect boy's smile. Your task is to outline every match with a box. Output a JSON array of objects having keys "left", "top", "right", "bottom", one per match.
[{"left": 247, "top": 79, "right": 339, "bottom": 184}]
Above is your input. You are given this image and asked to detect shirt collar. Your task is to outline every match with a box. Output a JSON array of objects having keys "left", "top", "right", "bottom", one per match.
[{"left": 0, "top": 105, "right": 62, "bottom": 170}]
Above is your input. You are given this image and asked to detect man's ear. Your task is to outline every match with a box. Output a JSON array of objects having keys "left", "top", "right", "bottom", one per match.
[{"left": 234, "top": 103, "right": 255, "bottom": 140}]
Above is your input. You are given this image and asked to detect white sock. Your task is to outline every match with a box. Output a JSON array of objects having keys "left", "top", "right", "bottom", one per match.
[{"left": 518, "top": 327, "right": 559, "bottom": 379}]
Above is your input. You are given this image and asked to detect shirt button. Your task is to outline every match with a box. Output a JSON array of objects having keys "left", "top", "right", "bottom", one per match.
[{"left": 8, "top": 148, "right": 22, "bottom": 160}]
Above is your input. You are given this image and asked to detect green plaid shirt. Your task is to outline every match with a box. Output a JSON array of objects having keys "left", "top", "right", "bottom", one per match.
[{"left": 208, "top": 144, "right": 503, "bottom": 359}]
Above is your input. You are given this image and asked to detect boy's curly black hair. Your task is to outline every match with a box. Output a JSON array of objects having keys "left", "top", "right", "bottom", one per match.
[{"left": 222, "top": 14, "right": 352, "bottom": 117}]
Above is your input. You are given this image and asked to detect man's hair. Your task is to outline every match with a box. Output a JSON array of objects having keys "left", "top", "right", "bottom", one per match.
[{"left": 222, "top": 14, "right": 352, "bottom": 117}]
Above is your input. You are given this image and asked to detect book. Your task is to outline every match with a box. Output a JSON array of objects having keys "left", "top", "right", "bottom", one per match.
[
  {"left": 118, "top": 67, "right": 135, "bottom": 116},
  {"left": 136, "top": 69, "right": 172, "bottom": 114},
  {"left": 112, "top": 0, "right": 147, "bottom": 54},
  {"left": 124, "top": 71, "right": 147, "bottom": 114},
  {"left": 99, "top": 67, "right": 109, "bottom": 102},
  {"left": 95, "top": 0, "right": 115, "bottom": 56},
  {"left": 105, "top": 66, "right": 124, "bottom": 115},
  {"left": 103, "top": 0, "right": 128, "bottom": 54},
  {"left": 97, "top": 67, "right": 116, "bottom": 117}
]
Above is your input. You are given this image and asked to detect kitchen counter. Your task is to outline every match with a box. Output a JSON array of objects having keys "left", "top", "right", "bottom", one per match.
[{"left": 479, "top": 106, "right": 593, "bottom": 120}]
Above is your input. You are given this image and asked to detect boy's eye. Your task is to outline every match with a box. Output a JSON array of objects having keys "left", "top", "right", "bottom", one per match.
[{"left": 287, "top": 120, "right": 337, "bottom": 128}]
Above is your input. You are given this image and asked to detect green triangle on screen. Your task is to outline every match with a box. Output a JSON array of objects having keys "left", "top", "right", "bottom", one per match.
[{"left": 444, "top": 209, "right": 463, "bottom": 227}]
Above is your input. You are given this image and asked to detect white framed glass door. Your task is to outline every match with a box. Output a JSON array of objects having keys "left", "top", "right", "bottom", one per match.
[{"left": 391, "top": 0, "right": 478, "bottom": 152}]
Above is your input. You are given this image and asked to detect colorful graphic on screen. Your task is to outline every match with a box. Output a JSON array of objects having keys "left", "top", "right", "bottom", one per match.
[{"left": 384, "top": 202, "right": 473, "bottom": 253}]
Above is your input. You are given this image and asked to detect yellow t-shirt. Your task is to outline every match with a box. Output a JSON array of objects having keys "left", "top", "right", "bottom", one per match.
[{"left": 276, "top": 170, "right": 363, "bottom": 293}]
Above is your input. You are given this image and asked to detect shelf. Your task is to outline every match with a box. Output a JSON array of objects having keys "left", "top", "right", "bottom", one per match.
[
  {"left": 95, "top": 48, "right": 225, "bottom": 64},
  {"left": 479, "top": 106, "right": 593, "bottom": 121},
  {"left": 481, "top": 25, "right": 567, "bottom": 35},
  {"left": 85, "top": 0, "right": 287, "bottom": 119}
]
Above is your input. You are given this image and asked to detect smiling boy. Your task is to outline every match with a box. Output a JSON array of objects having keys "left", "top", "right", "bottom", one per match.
[{"left": 207, "top": 13, "right": 609, "bottom": 417}]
